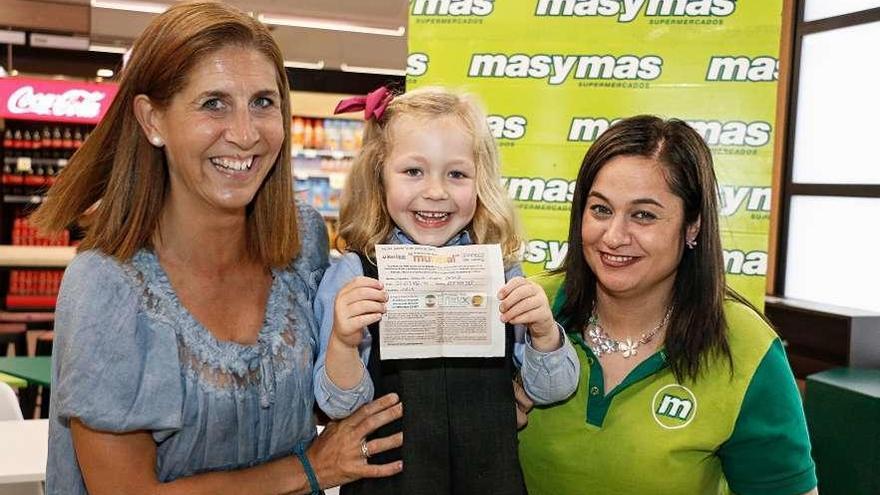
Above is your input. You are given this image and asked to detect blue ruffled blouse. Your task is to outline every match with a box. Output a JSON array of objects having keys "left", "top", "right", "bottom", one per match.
[{"left": 46, "top": 203, "right": 329, "bottom": 494}]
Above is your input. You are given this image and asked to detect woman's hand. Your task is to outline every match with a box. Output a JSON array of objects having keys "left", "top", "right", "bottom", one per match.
[
  {"left": 71, "top": 403, "right": 399, "bottom": 495},
  {"left": 331, "top": 277, "right": 387, "bottom": 349},
  {"left": 308, "top": 393, "right": 404, "bottom": 488},
  {"left": 71, "top": 396, "right": 403, "bottom": 495},
  {"left": 513, "top": 378, "right": 534, "bottom": 430},
  {"left": 498, "top": 276, "right": 560, "bottom": 351}
]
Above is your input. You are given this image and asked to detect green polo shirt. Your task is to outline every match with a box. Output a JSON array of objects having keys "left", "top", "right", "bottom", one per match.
[{"left": 519, "top": 300, "right": 817, "bottom": 495}]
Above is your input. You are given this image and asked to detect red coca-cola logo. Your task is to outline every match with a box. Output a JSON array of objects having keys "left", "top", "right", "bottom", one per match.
[{"left": 7, "top": 86, "right": 106, "bottom": 119}]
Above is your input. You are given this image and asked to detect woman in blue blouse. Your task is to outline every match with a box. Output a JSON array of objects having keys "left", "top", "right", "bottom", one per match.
[{"left": 33, "top": 3, "right": 402, "bottom": 494}]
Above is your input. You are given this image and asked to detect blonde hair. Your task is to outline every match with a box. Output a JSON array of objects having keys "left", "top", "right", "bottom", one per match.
[
  {"left": 31, "top": 1, "right": 297, "bottom": 267},
  {"left": 338, "top": 86, "right": 522, "bottom": 264}
]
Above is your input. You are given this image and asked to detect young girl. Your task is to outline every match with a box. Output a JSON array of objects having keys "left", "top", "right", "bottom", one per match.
[{"left": 313, "top": 86, "right": 579, "bottom": 495}]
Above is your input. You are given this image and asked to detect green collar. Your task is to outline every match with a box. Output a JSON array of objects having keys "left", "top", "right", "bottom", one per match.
[{"left": 570, "top": 332, "right": 669, "bottom": 427}]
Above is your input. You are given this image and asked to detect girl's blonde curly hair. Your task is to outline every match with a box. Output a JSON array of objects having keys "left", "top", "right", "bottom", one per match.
[{"left": 337, "top": 86, "right": 523, "bottom": 265}]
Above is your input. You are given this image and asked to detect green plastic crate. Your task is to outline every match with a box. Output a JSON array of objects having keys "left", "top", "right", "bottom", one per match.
[{"left": 805, "top": 368, "right": 880, "bottom": 495}]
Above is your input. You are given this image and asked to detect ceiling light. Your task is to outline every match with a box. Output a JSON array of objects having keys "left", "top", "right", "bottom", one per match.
[
  {"left": 89, "top": 43, "right": 129, "bottom": 54},
  {"left": 257, "top": 14, "right": 405, "bottom": 37},
  {"left": 283, "top": 60, "right": 326, "bottom": 70},
  {"left": 90, "top": 0, "right": 168, "bottom": 14},
  {"left": 340, "top": 64, "right": 406, "bottom": 76},
  {"left": 97, "top": 68, "right": 115, "bottom": 78}
]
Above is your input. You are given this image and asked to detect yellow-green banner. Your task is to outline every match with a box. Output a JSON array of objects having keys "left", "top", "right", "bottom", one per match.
[{"left": 408, "top": 0, "right": 782, "bottom": 307}]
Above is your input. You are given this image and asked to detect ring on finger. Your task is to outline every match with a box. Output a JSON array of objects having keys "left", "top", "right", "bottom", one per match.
[{"left": 360, "top": 441, "right": 370, "bottom": 459}]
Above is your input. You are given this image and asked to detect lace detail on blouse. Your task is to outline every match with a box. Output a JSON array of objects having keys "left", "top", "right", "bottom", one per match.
[{"left": 126, "top": 250, "right": 302, "bottom": 407}]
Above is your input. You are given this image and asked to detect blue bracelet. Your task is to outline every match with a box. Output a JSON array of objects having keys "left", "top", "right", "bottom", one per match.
[{"left": 293, "top": 444, "right": 321, "bottom": 495}]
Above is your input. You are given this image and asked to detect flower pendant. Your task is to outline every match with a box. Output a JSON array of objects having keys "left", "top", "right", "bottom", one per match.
[{"left": 619, "top": 338, "right": 638, "bottom": 358}]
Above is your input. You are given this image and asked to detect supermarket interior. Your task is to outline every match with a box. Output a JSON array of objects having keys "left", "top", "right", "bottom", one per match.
[{"left": 0, "top": 1, "right": 878, "bottom": 495}]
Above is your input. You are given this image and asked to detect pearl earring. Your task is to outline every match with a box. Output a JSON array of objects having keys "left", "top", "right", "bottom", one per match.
[
  {"left": 151, "top": 136, "right": 163, "bottom": 147},
  {"left": 686, "top": 238, "right": 697, "bottom": 250}
]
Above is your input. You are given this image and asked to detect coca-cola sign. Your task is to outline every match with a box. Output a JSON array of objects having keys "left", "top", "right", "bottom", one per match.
[
  {"left": 0, "top": 77, "right": 118, "bottom": 124},
  {"left": 8, "top": 86, "right": 105, "bottom": 119}
]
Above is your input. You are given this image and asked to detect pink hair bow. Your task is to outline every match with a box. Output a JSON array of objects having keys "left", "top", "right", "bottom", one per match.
[{"left": 333, "top": 86, "right": 393, "bottom": 121}]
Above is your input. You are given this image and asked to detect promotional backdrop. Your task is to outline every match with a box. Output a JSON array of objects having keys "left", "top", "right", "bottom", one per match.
[{"left": 407, "top": 0, "right": 782, "bottom": 307}]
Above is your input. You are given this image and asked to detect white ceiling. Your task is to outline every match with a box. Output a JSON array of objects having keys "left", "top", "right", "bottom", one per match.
[{"left": 88, "top": 0, "right": 409, "bottom": 71}]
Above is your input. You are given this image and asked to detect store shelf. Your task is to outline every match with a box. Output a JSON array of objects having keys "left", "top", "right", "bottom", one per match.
[
  {"left": 0, "top": 246, "right": 76, "bottom": 269},
  {"left": 293, "top": 149, "right": 356, "bottom": 160},
  {"left": 293, "top": 170, "right": 348, "bottom": 182},
  {"left": 5, "top": 295, "right": 57, "bottom": 310},
  {"left": 3, "top": 195, "right": 45, "bottom": 205},
  {"left": 290, "top": 91, "right": 363, "bottom": 120},
  {"left": 1, "top": 77, "right": 107, "bottom": 314},
  {"left": 3, "top": 157, "right": 68, "bottom": 169}
]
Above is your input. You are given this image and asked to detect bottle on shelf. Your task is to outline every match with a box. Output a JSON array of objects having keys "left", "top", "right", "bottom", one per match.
[
  {"left": 41, "top": 126, "right": 52, "bottom": 151},
  {"left": 341, "top": 121, "right": 356, "bottom": 152},
  {"left": 1, "top": 162, "right": 13, "bottom": 186},
  {"left": 12, "top": 129, "right": 24, "bottom": 155},
  {"left": 62, "top": 127, "right": 74, "bottom": 152},
  {"left": 22, "top": 130, "right": 33, "bottom": 154},
  {"left": 25, "top": 164, "right": 42, "bottom": 187},
  {"left": 31, "top": 128, "right": 44, "bottom": 159},
  {"left": 291, "top": 117, "right": 305, "bottom": 151},
  {"left": 303, "top": 118, "right": 314, "bottom": 150},
  {"left": 73, "top": 128, "right": 84, "bottom": 150},
  {"left": 44, "top": 161, "right": 58, "bottom": 186},
  {"left": 51, "top": 126, "right": 63, "bottom": 158},
  {"left": 324, "top": 119, "right": 340, "bottom": 151},
  {"left": 313, "top": 119, "right": 325, "bottom": 150}
]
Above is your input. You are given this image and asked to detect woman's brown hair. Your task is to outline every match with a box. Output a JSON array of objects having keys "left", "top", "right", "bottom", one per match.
[
  {"left": 32, "top": 1, "right": 297, "bottom": 267},
  {"left": 557, "top": 115, "right": 736, "bottom": 382}
]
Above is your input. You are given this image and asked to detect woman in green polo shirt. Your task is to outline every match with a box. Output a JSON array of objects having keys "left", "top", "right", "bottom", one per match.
[{"left": 518, "top": 115, "right": 818, "bottom": 495}]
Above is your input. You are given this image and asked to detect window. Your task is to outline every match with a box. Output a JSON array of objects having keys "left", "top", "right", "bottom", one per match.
[{"left": 778, "top": 4, "right": 880, "bottom": 312}]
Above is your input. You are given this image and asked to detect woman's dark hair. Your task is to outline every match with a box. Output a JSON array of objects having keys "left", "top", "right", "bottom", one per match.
[{"left": 557, "top": 115, "right": 735, "bottom": 382}]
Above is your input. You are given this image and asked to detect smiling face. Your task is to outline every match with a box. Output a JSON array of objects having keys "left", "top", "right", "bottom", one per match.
[
  {"left": 382, "top": 115, "right": 477, "bottom": 246},
  {"left": 150, "top": 45, "right": 284, "bottom": 215},
  {"left": 581, "top": 154, "right": 699, "bottom": 302}
]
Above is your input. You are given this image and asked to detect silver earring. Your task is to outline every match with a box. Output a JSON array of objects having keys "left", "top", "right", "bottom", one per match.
[
  {"left": 686, "top": 238, "right": 697, "bottom": 250},
  {"left": 151, "top": 136, "right": 163, "bottom": 147}
]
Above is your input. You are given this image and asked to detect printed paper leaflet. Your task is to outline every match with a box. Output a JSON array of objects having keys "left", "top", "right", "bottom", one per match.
[{"left": 375, "top": 243, "right": 506, "bottom": 359}]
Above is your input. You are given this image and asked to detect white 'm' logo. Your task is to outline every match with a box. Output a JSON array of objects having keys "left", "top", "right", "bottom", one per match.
[{"left": 651, "top": 384, "right": 697, "bottom": 429}]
